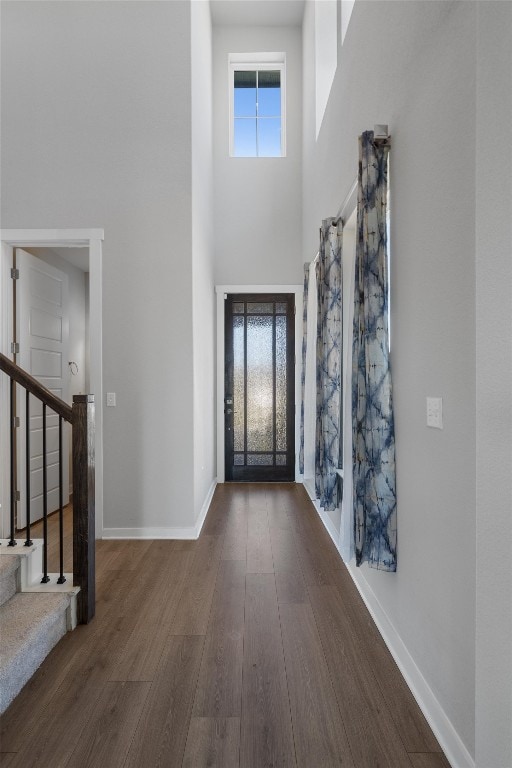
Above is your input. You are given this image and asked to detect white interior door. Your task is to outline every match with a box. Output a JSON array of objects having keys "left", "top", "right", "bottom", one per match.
[{"left": 16, "top": 249, "right": 70, "bottom": 528}]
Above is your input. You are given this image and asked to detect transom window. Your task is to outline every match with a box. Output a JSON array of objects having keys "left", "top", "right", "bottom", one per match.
[{"left": 229, "top": 54, "right": 286, "bottom": 157}]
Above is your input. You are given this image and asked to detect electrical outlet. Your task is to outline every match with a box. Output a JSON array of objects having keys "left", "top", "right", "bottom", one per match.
[
  {"left": 106, "top": 392, "right": 116, "bottom": 407},
  {"left": 426, "top": 397, "right": 443, "bottom": 429}
]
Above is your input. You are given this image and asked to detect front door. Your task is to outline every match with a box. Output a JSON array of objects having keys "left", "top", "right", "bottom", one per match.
[{"left": 225, "top": 293, "right": 295, "bottom": 481}]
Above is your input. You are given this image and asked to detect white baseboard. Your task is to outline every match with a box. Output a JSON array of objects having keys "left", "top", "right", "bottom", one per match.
[
  {"left": 102, "top": 526, "right": 199, "bottom": 540},
  {"left": 194, "top": 478, "right": 217, "bottom": 538},
  {"left": 102, "top": 478, "right": 217, "bottom": 541},
  {"left": 346, "top": 565, "right": 474, "bottom": 768},
  {"left": 299, "top": 479, "right": 475, "bottom": 768},
  {"left": 302, "top": 476, "right": 316, "bottom": 503}
]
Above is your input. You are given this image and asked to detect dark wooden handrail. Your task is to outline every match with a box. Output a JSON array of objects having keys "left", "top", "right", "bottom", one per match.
[{"left": 0, "top": 353, "right": 72, "bottom": 422}]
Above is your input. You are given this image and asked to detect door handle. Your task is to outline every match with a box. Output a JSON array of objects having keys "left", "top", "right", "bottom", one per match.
[{"left": 226, "top": 408, "right": 233, "bottom": 415}]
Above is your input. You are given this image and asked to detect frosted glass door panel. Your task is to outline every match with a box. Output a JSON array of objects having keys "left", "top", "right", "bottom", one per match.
[{"left": 247, "top": 315, "right": 273, "bottom": 451}]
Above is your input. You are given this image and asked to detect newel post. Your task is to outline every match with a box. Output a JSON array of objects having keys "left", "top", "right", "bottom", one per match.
[{"left": 72, "top": 394, "right": 95, "bottom": 624}]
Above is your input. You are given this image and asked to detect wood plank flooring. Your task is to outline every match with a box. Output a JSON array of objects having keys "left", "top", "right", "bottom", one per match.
[{"left": 1, "top": 483, "right": 450, "bottom": 768}]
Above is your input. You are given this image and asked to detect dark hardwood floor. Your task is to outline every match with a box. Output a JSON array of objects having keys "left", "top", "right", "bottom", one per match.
[{"left": 0, "top": 483, "right": 449, "bottom": 767}]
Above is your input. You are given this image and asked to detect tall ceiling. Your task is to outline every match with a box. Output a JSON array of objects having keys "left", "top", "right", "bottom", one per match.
[{"left": 210, "top": 0, "right": 306, "bottom": 27}]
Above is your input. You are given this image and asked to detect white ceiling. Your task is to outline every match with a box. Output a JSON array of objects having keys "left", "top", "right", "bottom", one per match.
[
  {"left": 41, "top": 247, "right": 89, "bottom": 272},
  {"left": 210, "top": 0, "right": 306, "bottom": 27}
]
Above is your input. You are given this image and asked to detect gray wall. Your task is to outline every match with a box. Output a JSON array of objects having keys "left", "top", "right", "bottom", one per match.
[
  {"left": 475, "top": 3, "right": 512, "bottom": 766},
  {"left": 303, "top": 0, "right": 477, "bottom": 758},
  {"left": 213, "top": 24, "right": 303, "bottom": 285},
  {"left": 1, "top": 1, "right": 196, "bottom": 531}
]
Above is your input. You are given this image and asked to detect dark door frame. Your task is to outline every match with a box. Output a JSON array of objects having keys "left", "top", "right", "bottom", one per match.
[
  {"left": 215, "top": 284, "right": 303, "bottom": 484},
  {"left": 224, "top": 293, "right": 295, "bottom": 482}
]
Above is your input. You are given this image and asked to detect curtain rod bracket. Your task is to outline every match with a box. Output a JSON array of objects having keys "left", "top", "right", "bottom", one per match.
[{"left": 374, "top": 124, "right": 391, "bottom": 147}]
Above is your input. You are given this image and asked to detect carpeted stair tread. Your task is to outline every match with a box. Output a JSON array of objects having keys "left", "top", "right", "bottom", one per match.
[
  {"left": 0, "top": 555, "right": 21, "bottom": 608},
  {"left": 0, "top": 591, "right": 71, "bottom": 713}
]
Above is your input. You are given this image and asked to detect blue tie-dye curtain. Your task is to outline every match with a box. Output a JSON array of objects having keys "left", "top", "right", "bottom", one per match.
[
  {"left": 352, "top": 131, "right": 397, "bottom": 571},
  {"left": 299, "top": 263, "right": 309, "bottom": 475},
  {"left": 315, "top": 219, "right": 342, "bottom": 511}
]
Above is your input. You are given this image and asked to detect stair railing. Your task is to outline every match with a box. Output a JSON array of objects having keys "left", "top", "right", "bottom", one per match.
[{"left": 0, "top": 352, "right": 95, "bottom": 624}]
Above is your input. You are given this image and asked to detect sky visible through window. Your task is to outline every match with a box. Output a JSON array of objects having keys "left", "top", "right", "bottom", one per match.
[{"left": 234, "top": 70, "right": 281, "bottom": 157}]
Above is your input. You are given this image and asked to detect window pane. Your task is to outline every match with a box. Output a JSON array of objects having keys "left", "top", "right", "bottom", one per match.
[
  {"left": 257, "top": 118, "right": 281, "bottom": 157},
  {"left": 247, "top": 302, "right": 273, "bottom": 314},
  {"left": 258, "top": 71, "right": 281, "bottom": 117},
  {"left": 234, "top": 118, "right": 257, "bottom": 157},
  {"left": 258, "top": 88, "right": 281, "bottom": 117},
  {"left": 234, "top": 70, "right": 256, "bottom": 88},
  {"left": 235, "top": 89, "right": 256, "bottom": 117},
  {"left": 258, "top": 70, "right": 280, "bottom": 89},
  {"left": 247, "top": 454, "right": 273, "bottom": 466},
  {"left": 234, "top": 71, "right": 257, "bottom": 117}
]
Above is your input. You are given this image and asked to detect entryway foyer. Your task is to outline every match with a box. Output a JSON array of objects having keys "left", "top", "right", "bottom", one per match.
[{"left": 1, "top": 483, "right": 446, "bottom": 768}]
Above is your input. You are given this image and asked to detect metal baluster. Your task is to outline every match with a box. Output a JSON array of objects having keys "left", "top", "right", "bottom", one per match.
[
  {"left": 25, "top": 390, "right": 33, "bottom": 546},
  {"left": 41, "top": 403, "right": 50, "bottom": 583},
  {"left": 8, "top": 378, "right": 17, "bottom": 546},
  {"left": 57, "top": 417, "right": 65, "bottom": 584}
]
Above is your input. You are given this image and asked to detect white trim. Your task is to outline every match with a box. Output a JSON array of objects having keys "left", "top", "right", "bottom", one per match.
[
  {"left": 216, "top": 284, "right": 303, "bottom": 484},
  {"left": 302, "top": 477, "right": 474, "bottom": 768},
  {"left": 0, "top": 229, "right": 104, "bottom": 540},
  {"left": 195, "top": 478, "right": 217, "bottom": 538},
  {"left": 103, "top": 479, "right": 217, "bottom": 541},
  {"left": 102, "top": 527, "right": 201, "bottom": 540},
  {"left": 88, "top": 238, "right": 104, "bottom": 538},
  {"left": 347, "top": 566, "right": 474, "bottom": 768},
  {"left": 229, "top": 52, "right": 286, "bottom": 65},
  {"left": 0, "top": 229, "right": 104, "bottom": 245},
  {"left": 215, "top": 284, "right": 301, "bottom": 294},
  {"left": 228, "top": 54, "right": 286, "bottom": 158},
  {"left": 294, "top": 290, "right": 303, "bottom": 482}
]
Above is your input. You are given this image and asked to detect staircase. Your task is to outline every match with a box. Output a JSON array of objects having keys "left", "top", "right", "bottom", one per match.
[
  {"left": 0, "top": 351, "right": 96, "bottom": 715},
  {"left": 0, "top": 542, "right": 79, "bottom": 714}
]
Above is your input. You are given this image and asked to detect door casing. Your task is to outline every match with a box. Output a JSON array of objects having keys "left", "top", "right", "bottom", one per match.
[
  {"left": 0, "top": 229, "right": 104, "bottom": 539},
  {"left": 216, "top": 283, "right": 303, "bottom": 484},
  {"left": 224, "top": 292, "right": 296, "bottom": 482}
]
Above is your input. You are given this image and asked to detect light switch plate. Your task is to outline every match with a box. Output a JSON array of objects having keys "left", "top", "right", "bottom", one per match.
[
  {"left": 106, "top": 392, "right": 116, "bottom": 407},
  {"left": 426, "top": 397, "right": 443, "bottom": 429}
]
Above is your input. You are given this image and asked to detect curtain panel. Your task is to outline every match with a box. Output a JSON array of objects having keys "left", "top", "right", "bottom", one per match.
[
  {"left": 299, "top": 263, "right": 309, "bottom": 475},
  {"left": 315, "top": 219, "right": 342, "bottom": 511},
  {"left": 352, "top": 130, "right": 397, "bottom": 571}
]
